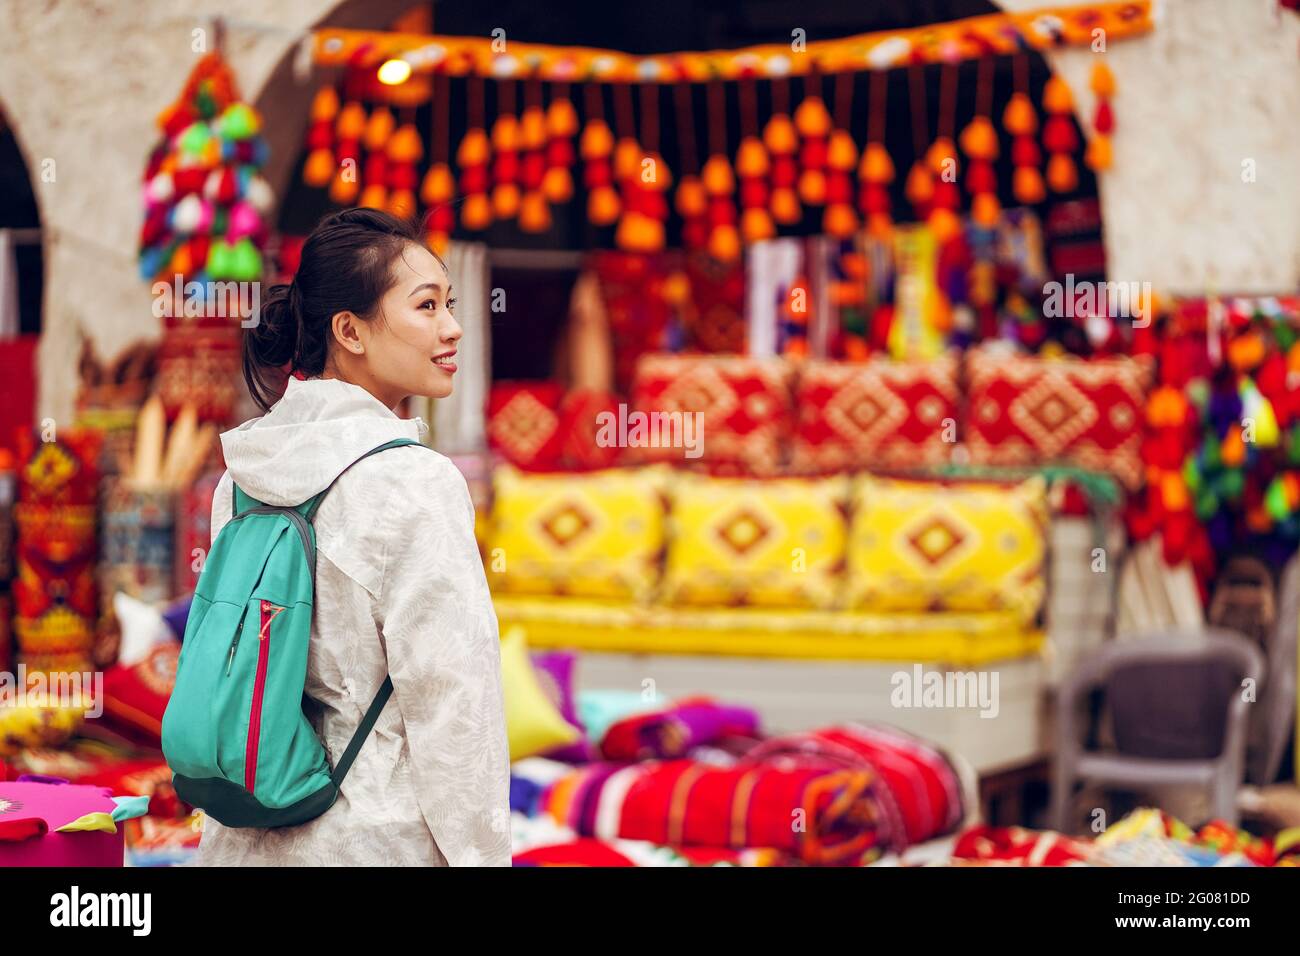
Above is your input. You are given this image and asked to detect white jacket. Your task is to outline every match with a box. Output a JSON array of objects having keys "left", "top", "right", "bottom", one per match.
[{"left": 192, "top": 376, "right": 511, "bottom": 866}]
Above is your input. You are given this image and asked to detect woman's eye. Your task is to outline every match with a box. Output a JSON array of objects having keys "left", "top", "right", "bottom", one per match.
[
  {"left": 447, "top": 297, "right": 457, "bottom": 313},
  {"left": 420, "top": 299, "right": 437, "bottom": 310}
]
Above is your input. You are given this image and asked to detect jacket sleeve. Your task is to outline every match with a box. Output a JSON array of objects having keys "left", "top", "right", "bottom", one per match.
[{"left": 374, "top": 452, "right": 512, "bottom": 866}]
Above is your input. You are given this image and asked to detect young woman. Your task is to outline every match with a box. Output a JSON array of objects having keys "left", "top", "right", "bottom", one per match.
[{"left": 193, "top": 208, "right": 510, "bottom": 866}]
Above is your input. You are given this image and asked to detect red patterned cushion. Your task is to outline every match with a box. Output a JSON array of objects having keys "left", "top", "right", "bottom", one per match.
[
  {"left": 487, "top": 382, "right": 565, "bottom": 471},
  {"left": 558, "top": 388, "right": 623, "bottom": 471},
  {"left": 101, "top": 643, "right": 179, "bottom": 747},
  {"left": 964, "top": 345, "right": 1152, "bottom": 488},
  {"left": 791, "top": 356, "right": 960, "bottom": 474},
  {"left": 628, "top": 354, "right": 794, "bottom": 475}
]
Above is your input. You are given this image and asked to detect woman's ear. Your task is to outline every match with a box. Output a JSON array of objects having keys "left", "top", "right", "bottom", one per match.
[{"left": 331, "top": 310, "right": 366, "bottom": 356}]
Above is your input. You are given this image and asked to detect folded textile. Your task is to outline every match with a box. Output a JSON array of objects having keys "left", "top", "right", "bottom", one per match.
[
  {"left": 741, "top": 723, "right": 965, "bottom": 849},
  {"left": 541, "top": 758, "right": 888, "bottom": 865},
  {"left": 951, "top": 825, "right": 1092, "bottom": 867},
  {"left": 600, "top": 696, "right": 761, "bottom": 761}
]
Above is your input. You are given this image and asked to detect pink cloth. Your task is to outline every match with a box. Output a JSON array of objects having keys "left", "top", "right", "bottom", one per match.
[{"left": 0, "top": 779, "right": 126, "bottom": 867}]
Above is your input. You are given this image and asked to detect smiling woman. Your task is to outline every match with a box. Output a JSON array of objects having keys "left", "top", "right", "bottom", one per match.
[{"left": 189, "top": 204, "right": 510, "bottom": 867}]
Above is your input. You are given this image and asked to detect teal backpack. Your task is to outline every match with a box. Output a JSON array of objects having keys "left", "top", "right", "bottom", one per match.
[{"left": 162, "top": 438, "right": 422, "bottom": 828}]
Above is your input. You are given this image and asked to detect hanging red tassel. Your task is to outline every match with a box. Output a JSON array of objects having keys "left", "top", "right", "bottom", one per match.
[{"left": 385, "top": 122, "right": 422, "bottom": 218}]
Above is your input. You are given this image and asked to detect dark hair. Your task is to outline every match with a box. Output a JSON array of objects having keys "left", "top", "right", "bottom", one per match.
[{"left": 243, "top": 207, "right": 435, "bottom": 411}]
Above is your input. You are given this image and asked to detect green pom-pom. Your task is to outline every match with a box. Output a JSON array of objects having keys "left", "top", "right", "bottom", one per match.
[
  {"left": 219, "top": 103, "right": 260, "bottom": 141},
  {"left": 1218, "top": 468, "right": 1244, "bottom": 501},
  {"left": 228, "top": 237, "right": 262, "bottom": 282},
  {"left": 1185, "top": 377, "right": 1210, "bottom": 412},
  {"left": 1182, "top": 455, "right": 1201, "bottom": 494},
  {"left": 1266, "top": 478, "right": 1291, "bottom": 523},
  {"left": 179, "top": 121, "right": 210, "bottom": 156},
  {"left": 1194, "top": 487, "right": 1219, "bottom": 521}
]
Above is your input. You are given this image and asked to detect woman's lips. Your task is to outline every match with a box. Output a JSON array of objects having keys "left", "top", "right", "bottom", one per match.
[{"left": 433, "top": 356, "right": 457, "bottom": 374}]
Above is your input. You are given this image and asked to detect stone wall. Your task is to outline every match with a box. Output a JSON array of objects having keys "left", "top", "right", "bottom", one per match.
[{"left": 1, "top": 0, "right": 1297, "bottom": 423}]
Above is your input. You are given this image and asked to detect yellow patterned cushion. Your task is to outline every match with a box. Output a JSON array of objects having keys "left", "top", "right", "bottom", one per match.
[
  {"left": 662, "top": 473, "right": 848, "bottom": 609},
  {"left": 846, "top": 475, "right": 1048, "bottom": 622},
  {"left": 486, "top": 464, "right": 669, "bottom": 601}
]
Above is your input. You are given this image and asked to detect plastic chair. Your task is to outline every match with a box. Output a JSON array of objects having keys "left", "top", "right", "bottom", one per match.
[
  {"left": 1051, "top": 630, "right": 1265, "bottom": 832},
  {"left": 1248, "top": 553, "right": 1299, "bottom": 785}
]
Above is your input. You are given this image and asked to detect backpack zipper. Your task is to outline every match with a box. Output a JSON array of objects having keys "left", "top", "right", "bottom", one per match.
[
  {"left": 225, "top": 621, "right": 244, "bottom": 676},
  {"left": 245, "top": 599, "right": 285, "bottom": 794}
]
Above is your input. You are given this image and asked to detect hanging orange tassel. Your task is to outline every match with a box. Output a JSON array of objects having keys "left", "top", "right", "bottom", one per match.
[
  {"left": 543, "top": 91, "right": 577, "bottom": 204},
  {"left": 794, "top": 83, "right": 831, "bottom": 206},
  {"left": 736, "top": 79, "right": 774, "bottom": 243},
  {"left": 329, "top": 96, "right": 365, "bottom": 204},
  {"left": 490, "top": 113, "right": 521, "bottom": 220},
  {"left": 857, "top": 70, "right": 894, "bottom": 239},
  {"left": 304, "top": 87, "right": 339, "bottom": 187},
  {"left": 518, "top": 86, "right": 551, "bottom": 233},
  {"left": 674, "top": 81, "right": 708, "bottom": 249},
  {"left": 1004, "top": 77, "right": 1044, "bottom": 205},
  {"left": 580, "top": 84, "right": 619, "bottom": 226},
  {"left": 421, "top": 72, "right": 455, "bottom": 253},
  {"left": 822, "top": 73, "right": 858, "bottom": 238},
  {"left": 737, "top": 136, "right": 774, "bottom": 242},
  {"left": 1086, "top": 61, "right": 1116, "bottom": 172},
  {"left": 384, "top": 123, "right": 422, "bottom": 218},
  {"left": 1042, "top": 76, "right": 1078, "bottom": 193},
  {"left": 961, "top": 58, "right": 1000, "bottom": 230},
  {"left": 458, "top": 76, "right": 492, "bottom": 230},
  {"left": 703, "top": 153, "right": 739, "bottom": 262}
]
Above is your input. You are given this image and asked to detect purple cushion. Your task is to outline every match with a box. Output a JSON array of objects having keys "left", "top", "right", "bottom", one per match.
[{"left": 530, "top": 651, "right": 595, "bottom": 762}]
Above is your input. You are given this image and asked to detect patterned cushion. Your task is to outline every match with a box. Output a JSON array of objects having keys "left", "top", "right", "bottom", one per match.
[
  {"left": 662, "top": 472, "right": 848, "bottom": 609},
  {"left": 791, "top": 355, "right": 960, "bottom": 474},
  {"left": 964, "top": 345, "right": 1152, "bottom": 488},
  {"left": 486, "top": 382, "right": 565, "bottom": 471},
  {"left": 557, "top": 387, "right": 623, "bottom": 471},
  {"left": 627, "top": 353, "right": 795, "bottom": 475},
  {"left": 486, "top": 464, "right": 670, "bottom": 601},
  {"left": 846, "top": 475, "right": 1048, "bottom": 622}
]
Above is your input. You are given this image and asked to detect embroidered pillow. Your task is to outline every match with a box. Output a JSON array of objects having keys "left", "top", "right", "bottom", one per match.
[
  {"left": 791, "top": 355, "right": 960, "bottom": 474},
  {"left": 846, "top": 474, "right": 1048, "bottom": 622},
  {"left": 486, "top": 464, "right": 669, "bottom": 601},
  {"left": 963, "top": 345, "right": 1152, "bottom": 488},
  {"left": 662, "top": 472, "right": 849, "bottom": 608}
]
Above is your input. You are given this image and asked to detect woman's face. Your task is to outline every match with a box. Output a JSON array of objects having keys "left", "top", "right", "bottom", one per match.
[{"left": 334, "top": 242, "right": 462, "bottom": 408}]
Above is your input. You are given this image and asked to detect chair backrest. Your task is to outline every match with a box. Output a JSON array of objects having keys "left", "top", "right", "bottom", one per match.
[
  {"left": 1064, "top": 630, "right": 1265, "bottom": 762},
  {"left": 1250, "top": 553, "right": 1300, "bottom": 784}
]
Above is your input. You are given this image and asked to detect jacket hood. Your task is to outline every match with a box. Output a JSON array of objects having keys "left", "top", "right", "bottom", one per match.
[{"left": 220, "top": 377, "right": 428, "bottom": 507}]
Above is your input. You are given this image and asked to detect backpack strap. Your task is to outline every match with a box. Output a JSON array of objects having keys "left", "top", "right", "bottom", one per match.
[
  {"left": 331, "top": 676, "right": 394, "bottom": 787},
  {"left": 306, "top": 436, "right": 426, "bottom": 790},
  {"left": 301, "top": 437, "right": 424, "bottom": 522}
]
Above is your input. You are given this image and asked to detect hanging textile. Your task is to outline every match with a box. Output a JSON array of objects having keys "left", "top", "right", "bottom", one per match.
[
  {"left": 427, "top": 240, "right": 490, "bottom": 455},
  {"left": 745, "top": 238, "right": 802, "bottom": 359}
]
